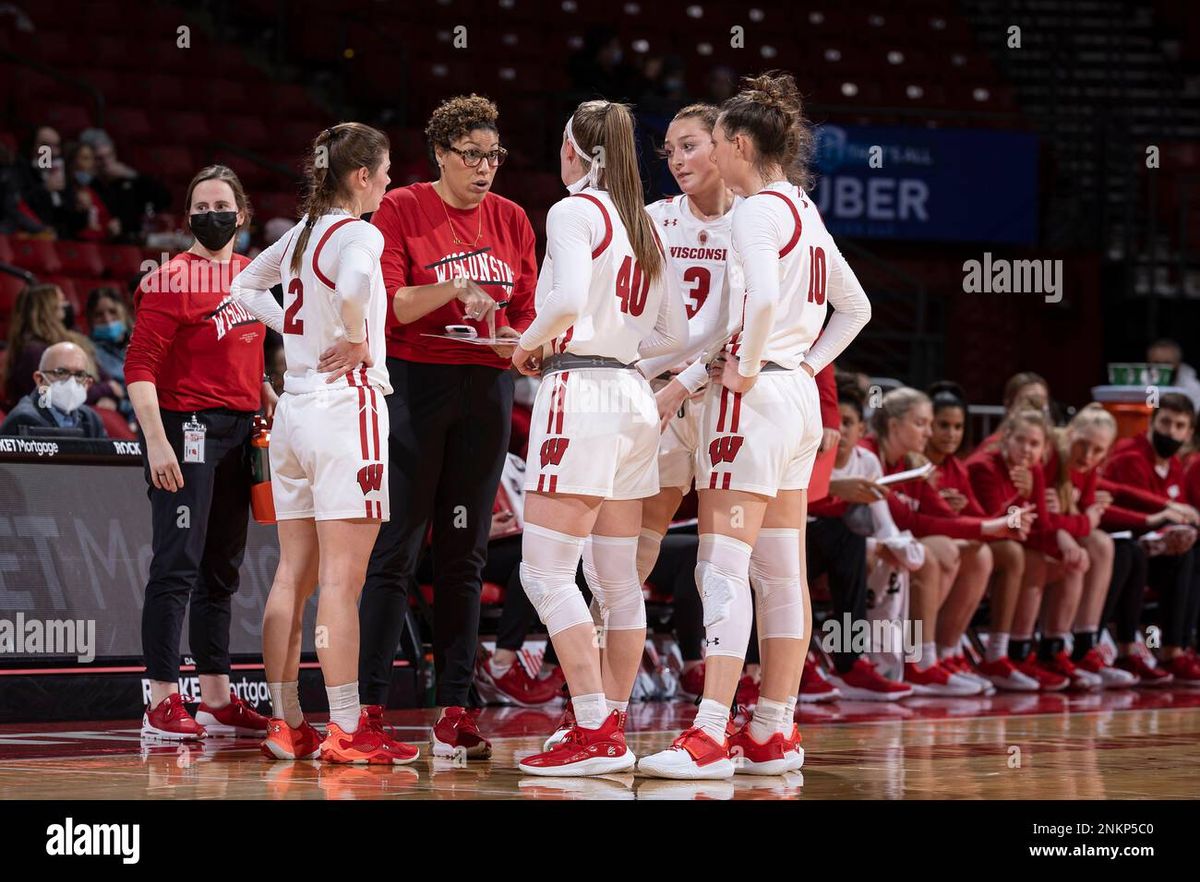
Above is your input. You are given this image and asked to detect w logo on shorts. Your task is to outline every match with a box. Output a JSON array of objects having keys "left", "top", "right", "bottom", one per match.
[
  {"left": 709, "top": 435, "right": 745, "bottom": 465},
  {"left": 357, "top": 462, "right": 384, "bottom": 495},
  {"left": 539, "top": 437, "right": 570, "bottom": 468}
]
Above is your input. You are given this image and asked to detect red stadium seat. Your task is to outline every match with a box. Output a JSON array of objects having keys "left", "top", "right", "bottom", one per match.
[
  {"left": 160, "top": 111, "right": 213, "bottom": 145},
  {"left": 9, "top": 239, "right": 62, "bottom": 275},
  {"left": 0, "top": 234, "right": 13, "bottom": 264},
  {"left": 96, "top": 407, "right": 135, "bottom": 439},
  {"left": 0, "top": 273, "right": 26, "bottom": 314},
  {"left": 55, "top": 241, "right": 104, "bottom": 278},
  {"left": 105, "top": 107, "right": 154, "bottom": 143},
  {"left": 99, "top": 244, "right": 148, "bottom": 280},
  {"left": 43, "top": 104, "right": 93, "bottom": 136}
]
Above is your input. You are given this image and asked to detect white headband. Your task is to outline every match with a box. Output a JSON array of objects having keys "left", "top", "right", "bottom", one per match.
[{"left": 565, "top": 109, "right": 604, "bottom": 189}]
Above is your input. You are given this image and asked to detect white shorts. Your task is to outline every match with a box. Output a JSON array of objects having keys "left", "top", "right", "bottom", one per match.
[
  {"left": 658, "top": 394, "right": 703, "bottom": 493},
  {"left": 697, "top": 369, "right": 822, "bottom": 497},
  {"left": 270, "top": 385, "right": 389, "bottom": 521},
  {"left": 525, "top": 367, "right": 660, "bottom": 500}
]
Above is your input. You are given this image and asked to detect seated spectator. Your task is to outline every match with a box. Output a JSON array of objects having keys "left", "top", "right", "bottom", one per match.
[
  {"left": 1147, "top": 338, "right": 1200, "bottom": 413},
  {"left": 0, "top": 341, "right": 108, "bottom": 438},
  {"left": 969, "top": 371, "right": 1055, "bottom": 460},
  {"left": 1103, "top": 392, "right": 1200, "bottom": 683},
  {"left": 65, "top": 141, "right": 120, "bottom": 241},
  {"left": 79, "top": 128, "right": 170, "bottom": 243},
  {"left": 0, "top": 138, "right": 46, "bottom": 234},
  {"left": 805, "top": 380, "right": 916, "bottom": 700},
  {"left": 3, "top": 283, "right": 91, "bottom": 408},
  {"left": 85, "top": 287, "right": 133, "bottom": 420},
  {"left": 924, "top": 381, "right": 1033, "bottom": 692}
]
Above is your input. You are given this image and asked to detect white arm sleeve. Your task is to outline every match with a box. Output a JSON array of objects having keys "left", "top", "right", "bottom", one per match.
[
  {"left": 637, "top": 247, "right": 688, "bottom": 362},
  {"left": 518, "top": 199, "right": 593, "bottom": 351},
  {"left": 802, "top": 243, "right": 871, "bottom": 375},
  {"left": 229, "top": 228, "right": 290, "bottom": 334},
  {"left": 732, "top": 197, "right": 786, "bottom": 378},
  {"left": 332, "top": 225, "right": 384, "bottom": 344}
]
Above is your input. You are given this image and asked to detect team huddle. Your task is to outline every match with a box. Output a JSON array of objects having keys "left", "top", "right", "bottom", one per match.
[{"left": 230, "top": 71, "right": 871, "bottom": 779}]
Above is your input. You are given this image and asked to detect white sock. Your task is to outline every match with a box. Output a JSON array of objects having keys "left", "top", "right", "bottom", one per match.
[
  {"left": 572, "top": 692, "right": 609, "bottom": 729},
  {"left": 938, "top": 644, "right": 957, "bottom": 661},
  {"left": 692, "top": 698, "right": 730, "bottom": 744},
  {"left": 489, "top": 656, "right": 513, "bottom": 678},
  {"left": 269, "top": 680, "right": 303, "bottom": 727},
  {"left": 917, "top": 642, "right": 938, "bottom": 670},
  {"left": 749, "top": 696, "right": 788, "bottom": 742},
  {"left": 326, "top": 682, "right": 360, "bottom": 733},
  {"left": 606, "top": 698, "right": 629, "bottom": 713},
  {"left": 784, "top": 696, "right": 797, "bottom": 729},
  {"left": 987, "top": 633, "right": 1010, "bottom": 662}
]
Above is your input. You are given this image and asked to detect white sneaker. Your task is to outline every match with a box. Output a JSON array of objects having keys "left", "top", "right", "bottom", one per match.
[{"left": 637, "top": 728, "right": 734, "bottom": 780}]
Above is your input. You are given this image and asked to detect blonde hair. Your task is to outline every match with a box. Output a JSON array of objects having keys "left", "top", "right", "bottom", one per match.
[
  {"left": 870, "top": 387, "right": 930, "bottom": 441},
  {"left": 568, "top": 101, "right": 662, "bottom": 283},
  {"left": 1049, "top": 404, "right": 1117, "bottom": 513}
]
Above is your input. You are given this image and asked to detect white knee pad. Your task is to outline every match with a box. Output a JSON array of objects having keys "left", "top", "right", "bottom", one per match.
[
  {"left": 749, "top": 528, "right": 805, "bottom": 640},
  {"left": 521, "top": 524, "right": 592, "bottom": 637},
  {"left": 696, "top": 534, "right": 753, "bottom": 659},
  {"left": 636, "top": 528, "right": 664, "bottom": 585},
  {"left": 582, "top": 534, "right": 646, "bottom": 631}
]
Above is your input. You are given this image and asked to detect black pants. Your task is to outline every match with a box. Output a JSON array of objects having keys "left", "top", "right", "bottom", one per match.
[
  {"left": 1147, "top": 546, "right": 1199, "bottom": 649},
  {"left": 806, "top": 517, "right": 869, "bottom": 674},
  {"left": 141, "top": 408, "right": 253, "bottom": 682},
  {"left": 358, "top": 359, "right": 513, "bottom": 707},
  {"left": 1103, "top": 538, "right": 1148, "bottom": 645}
]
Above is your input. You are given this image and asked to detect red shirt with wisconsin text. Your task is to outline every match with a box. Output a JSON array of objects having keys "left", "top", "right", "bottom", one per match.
[
  {"left": 125, "top": 252, "right": 264, "bottom": 412},
  {"left": 371, "top": 181, "right": 537, "bottom": 368}
]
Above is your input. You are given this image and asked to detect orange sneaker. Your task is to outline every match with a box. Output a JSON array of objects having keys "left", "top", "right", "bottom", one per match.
[
  {"left": 261, "top": 718, "right": 323, "bottom": 761},
  {"left": 320, "top": 709, "right": 420, "bottom": 765}
]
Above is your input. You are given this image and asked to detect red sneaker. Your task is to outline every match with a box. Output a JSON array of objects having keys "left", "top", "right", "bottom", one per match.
[
  {"left": 828, "top": 657, "right": 913, "bottom": 701},
  {"left": 475, "top": 653, "right": 561, "bottom": 707},
  {"left": 735, "top": 674, "right": 760, "bottom": 710},
  {"left": 321, "top": 709, "right": 420, "bottom": 765},
  {"left": 261, "top": 718, "right": 323, "bottom": 760},
  {"left": 903, "top": 661, "right": 982, "bottom": 696},
  {"left": 943, "top": 655, "right": 996, "bottom": 694},
  {"left": 543, "top": 701, "right": 577, "bottom": 751},
  {"left": 517, "top": 710, "right": 635, "bottom": 777},
  {"left": 1163, "top": 655, "right": 1200, "bottom": 686},
  {"left": 679, "top": 663, "right": 705, "bottom": 701},
  {"left": 195, "top": 690, "right": 270, "bottom": 736},
  {"left": 1043, "top": 650, "right": 1102, "bottom": 690},
  {"left": 432, "top": 706, "right": 492, "bottom": 760},
  {"left": 1113, "top": 654, "right": 1174, "bottom": 687},
  {"left": 799, "top": 659, "right": 840, "bottom": 703},
  {"left": 1074, "top": 649, "right": 1137, "bottom": 689},
  {"left": 637, "top": 727, "right": 734, "bottom": 780},
  {"left": 976, "top": 656, "right": 1040, "bottom": 692},
  {"left": 728, "top": 723, "right": 805, "bottom": 775},
  {"left": 1014, "top": 652, "right": 1069, "bottom": 691},
  {"left": 142, "top": 693, "right": 206, "bottom": 740}
]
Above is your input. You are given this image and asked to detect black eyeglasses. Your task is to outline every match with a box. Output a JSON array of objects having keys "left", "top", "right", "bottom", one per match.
[
  {"left": 41, "top": 368, "right": 94, "bottom": 384},
  {"left": 448, "top": 146, "right": 508, "bottom": 168}
]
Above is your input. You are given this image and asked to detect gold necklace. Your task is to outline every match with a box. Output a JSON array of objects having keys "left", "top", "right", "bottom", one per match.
[{"left": 435, "top": 181, "right": 483, "bottom": 246}]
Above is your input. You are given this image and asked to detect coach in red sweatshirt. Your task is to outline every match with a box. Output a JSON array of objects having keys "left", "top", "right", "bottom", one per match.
[
  {"left": 357, "top": 95, "right": 537, "bottom": 756},
  {"left": 125, "top": 166, "right": 273, "bottom": 739}
]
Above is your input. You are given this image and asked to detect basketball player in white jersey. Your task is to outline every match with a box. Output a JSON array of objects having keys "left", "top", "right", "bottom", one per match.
[
  {"left": 510, "top": 100, "right": 687, "bottom": 776},
  {"left": 640, "top": 73, "right": 872, "bottom": 779},
  {"left": 638, "top": 103, "right": 742, "bottom": 584},
  {"left": 231, "top": 123, "right": 419, "bottom": 764}
]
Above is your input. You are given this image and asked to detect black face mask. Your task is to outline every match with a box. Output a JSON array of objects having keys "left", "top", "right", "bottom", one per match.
[
  {"left": 1151, "top": 429, "right": 1184, "bottom": 459},
  {"left": 189, "top": 210, "right": 239, "bottom": 252},
  {"left": 61, "top": 302, "right": 75, "bottom": 330}
]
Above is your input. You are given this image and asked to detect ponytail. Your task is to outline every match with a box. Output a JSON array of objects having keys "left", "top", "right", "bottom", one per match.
[
  {"left": 291, "top": 122, "right": 390, "bottom": 275},
  {"left": 569, "top": 101, "right": 662, "bottom": 283}
]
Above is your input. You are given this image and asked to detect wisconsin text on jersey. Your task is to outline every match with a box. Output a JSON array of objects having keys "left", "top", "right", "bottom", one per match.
[{"left": 429, "top": 246, "right": 517, "bottom": 287}]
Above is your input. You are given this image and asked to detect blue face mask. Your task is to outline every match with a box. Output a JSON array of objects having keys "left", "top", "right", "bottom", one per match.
[
  {"left": 91, "top": 320, "right": 126, "bottom": 343},
  {"left": 75, "top": 170, "right": 93, "bottom": 187},
  {"left": 235, "top": 229, "right": 251, "bottom": 253}
]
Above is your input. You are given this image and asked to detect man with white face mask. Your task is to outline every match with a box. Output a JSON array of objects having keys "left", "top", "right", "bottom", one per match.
[{"left": 0, "top": 342, "right": 108, "bottom": 438}]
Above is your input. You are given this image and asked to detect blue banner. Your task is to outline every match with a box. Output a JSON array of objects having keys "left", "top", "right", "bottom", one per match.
[{"left": 810, "top": 124, "right": 1039, "bottom": 245}]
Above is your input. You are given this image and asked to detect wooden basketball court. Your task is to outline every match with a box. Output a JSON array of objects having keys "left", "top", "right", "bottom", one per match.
[{"left": 2, "top": 689, "right": 1198, "bottom": 800}]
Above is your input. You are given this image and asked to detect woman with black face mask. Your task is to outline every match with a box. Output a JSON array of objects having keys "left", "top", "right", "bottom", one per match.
[{"left": 124, "top": 165, "right": 278, "bottom": 740}]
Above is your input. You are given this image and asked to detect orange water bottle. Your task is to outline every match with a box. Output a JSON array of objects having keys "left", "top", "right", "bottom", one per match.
[{"left": 250, "top": 415, "right": 276, "bottom": 525}]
